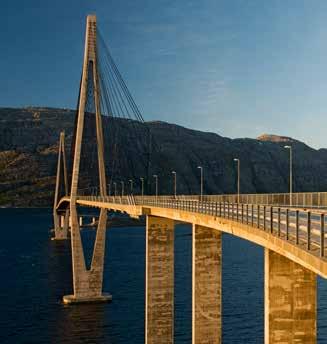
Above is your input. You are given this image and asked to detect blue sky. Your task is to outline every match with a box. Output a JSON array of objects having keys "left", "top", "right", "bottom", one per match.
[{"left": 1, "top": 0, "right": 327, "bottom": 148}]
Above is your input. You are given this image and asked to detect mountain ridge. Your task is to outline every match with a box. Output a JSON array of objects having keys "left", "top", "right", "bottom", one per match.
[{"left": 1, "top": 107, "right": 327, "bottom": 207}]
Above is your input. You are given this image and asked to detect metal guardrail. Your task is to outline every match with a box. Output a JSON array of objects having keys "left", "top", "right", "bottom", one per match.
[
  {"left": 77, "top": 191, "right": 327, "bottom": 208},
  {"left": 146, "top": 192, "right": 327, "bottom": 208},
  {"left": 78, "top": 195, "right": 327, "bottom": 259},
  {"left": 198, "top": 192, "right": 327, "bottom": 208}
]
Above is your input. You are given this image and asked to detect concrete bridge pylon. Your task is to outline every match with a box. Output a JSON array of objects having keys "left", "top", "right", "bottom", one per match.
[
  {"left": 52, "top": 131, "right": 69, "bottom": 240},
  {"left": 62, "top": 14, "right": 111, "bottom": 304}
]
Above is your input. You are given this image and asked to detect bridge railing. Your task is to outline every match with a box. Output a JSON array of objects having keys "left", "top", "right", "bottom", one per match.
[
  {"left": 78, "top": 191, "right": 327, "bottom": 208},
  {"left": 140, "top": 192, "right": 327, "bottom": 208},
  {"left": 79, "top": 195, "right": 327, "bottom": 258},
  {"left": 143, "top": 198, "right": 326, "bottom": 258}
]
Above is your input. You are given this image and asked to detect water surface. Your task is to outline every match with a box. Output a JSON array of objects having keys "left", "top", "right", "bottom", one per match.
[{"left": 0, "top": 208, "right": 326, "bottom": 343}]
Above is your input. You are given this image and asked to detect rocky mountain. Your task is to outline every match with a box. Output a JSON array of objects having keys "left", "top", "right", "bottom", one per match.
[{"left": 1, "top": 107, "right": 327, "bottom": 207}]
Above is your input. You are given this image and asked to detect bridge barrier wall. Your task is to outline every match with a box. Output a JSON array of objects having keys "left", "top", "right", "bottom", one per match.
[
  {"left": 77, "top": 191, "right": 327, "bottom": 208},
  {"left": 77, "top": 195, "right": 327, "bottom": 260}
]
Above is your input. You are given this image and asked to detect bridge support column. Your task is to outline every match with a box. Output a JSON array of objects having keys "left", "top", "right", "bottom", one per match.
[
  {"left": 264, "top": 249, "right": 316, "bottom": 343},
  {"left": 146, "top": 216, "right": 174, "bottom": 344},
  {"left": 52, "top": 210, "right": 69, "bottom": 240},
  {"left": 63, "top": 206, "right": 111, "bottom": 304},
  {"left": 192, "top": 224, "right": 221, "bottom": 344}
]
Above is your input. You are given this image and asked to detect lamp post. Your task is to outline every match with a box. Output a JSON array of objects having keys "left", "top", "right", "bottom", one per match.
[
  {"left": 172, "top": 171, "right": 177, "bottom": 198},
  {"left": 129, "top": 179, "right": 133, "bottom": 194},
  {"left": 140, "top": 177, "right": 144, "bottom": 198},
  {"left": 197, "top": 166, "right": 203, "bottom": 201},
  {"left": 121, "top": 181, "right": 124, "bottom": 197},
  {"left": 233, "top": 158, "right": 240, "bottom": 203},
  {"left": 113, "top": 182, "right": 117, "bottom": 197},
  {"left": 284, "top": 145, "right": 293, "bottom": 206},
  {"left": 153, "top": 174, "right": 158, "bottom": 200}
]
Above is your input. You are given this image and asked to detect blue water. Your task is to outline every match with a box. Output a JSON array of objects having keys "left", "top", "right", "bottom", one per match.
[{"left": 0, "top": 208, "right": 327, "bottom": 343}]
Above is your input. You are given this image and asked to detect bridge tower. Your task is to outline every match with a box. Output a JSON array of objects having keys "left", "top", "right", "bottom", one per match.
[
  {"left": 52, "top": 131, "right": 69, "bottom": 240},
  {"left": 63, "top": 14, "right": 111, "bottom": 304}
]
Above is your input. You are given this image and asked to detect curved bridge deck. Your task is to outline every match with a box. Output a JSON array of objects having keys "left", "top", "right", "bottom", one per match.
[{"left": 59, "top": 195, "right": 327, "bottom": 278}]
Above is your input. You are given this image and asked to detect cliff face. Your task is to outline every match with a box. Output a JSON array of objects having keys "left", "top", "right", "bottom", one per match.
[{"left": 1, "top": 107, "right": 327, "bottom": 207}]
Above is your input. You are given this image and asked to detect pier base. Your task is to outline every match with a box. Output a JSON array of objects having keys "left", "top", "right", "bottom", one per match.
[
  {"left": 192, "top": 224, "right": 221, "bottom": 344},
  {"left": 63, "top": 293, "right": 112, "bottom": 304},
  {"left": 146, "top": 215, "right": 174, "bottom": 344},
  {"left": 264, "top": 249, "right": 316, "bottom": 343}
]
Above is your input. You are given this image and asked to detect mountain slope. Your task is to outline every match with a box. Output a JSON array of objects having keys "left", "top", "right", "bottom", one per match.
[{"left": 1, "top": 107, "right": 327, "bottom": 207}]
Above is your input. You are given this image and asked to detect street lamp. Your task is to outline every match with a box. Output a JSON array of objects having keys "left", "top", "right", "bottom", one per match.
[
  {"left": 140, "top": 177, "right": 144, "bottom": 198},
  {"left": 197, "top": 166, "right": 203, "bottom": 201},
  {"left": 113, "top": 182, "right": 117, "bottom": 197},
  {"left": 172, "top": 171, "right": 177, "bottom": 198},
  {"left": 129, "top": 179, "right": 133, "bottom": 194},
  {"left": 233, "top": 158, "right": 240, "bottom": 203},
  {"left": 284, "top": 145, "right": 293, "bottom": 206},
  {"left": 121, "top": 181, "right": 124, "bottom": 197},
  {"left": 153, "top": 174, "right": 158, "bottom": 199}
]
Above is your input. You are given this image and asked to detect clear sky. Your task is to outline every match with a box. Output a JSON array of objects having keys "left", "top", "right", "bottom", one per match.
[{"left": 1, "top": 0, "right": 327, "bottom": 148}]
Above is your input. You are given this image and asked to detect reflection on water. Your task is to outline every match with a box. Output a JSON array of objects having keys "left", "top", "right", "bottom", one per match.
[
  {"left": 49, "top": 241, "right": 107, "bottom": 344},
  {"left": 56, "top": 304, "right": 107, "bottom": 344},
  {"left": 1, "top": 208, "right": 327, "bottom": 343}
]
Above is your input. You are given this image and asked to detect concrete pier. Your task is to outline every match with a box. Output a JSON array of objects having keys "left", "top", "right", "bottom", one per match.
[
  {"left": 192, "top": 224, "right": 221, "bottom": 344},
  {"left": 264, "top": 249, "right": 316, "bottom": 343},
  {"left": 145, "top": 215, "right": 174, "bottom": 344},
  {"left": 52, "top": 210, "right": 69, "bottom": 240}
]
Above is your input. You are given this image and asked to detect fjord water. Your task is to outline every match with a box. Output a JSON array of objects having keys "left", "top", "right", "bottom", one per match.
[{"left": 1, "top": 209, "right": 327, "bottom": 343}]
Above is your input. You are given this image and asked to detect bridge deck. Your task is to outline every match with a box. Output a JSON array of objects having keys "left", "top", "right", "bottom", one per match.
[{"left": 58, "top": 195, "right": 327, "bottom": 278}]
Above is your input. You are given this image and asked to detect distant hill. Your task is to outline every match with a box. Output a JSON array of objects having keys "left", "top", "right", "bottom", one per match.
[{"left": 1, "top": 107, "right": 327, "bottom": 207}]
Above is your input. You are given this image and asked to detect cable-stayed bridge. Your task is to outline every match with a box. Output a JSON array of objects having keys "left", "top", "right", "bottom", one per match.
[{"left": 53, "top": 15, "right": 324, "bottom": 344}]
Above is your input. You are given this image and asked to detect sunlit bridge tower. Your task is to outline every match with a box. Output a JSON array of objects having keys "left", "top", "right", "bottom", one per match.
[{"left": 62, "top": 14, "right": 111, "bottom": 304}]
